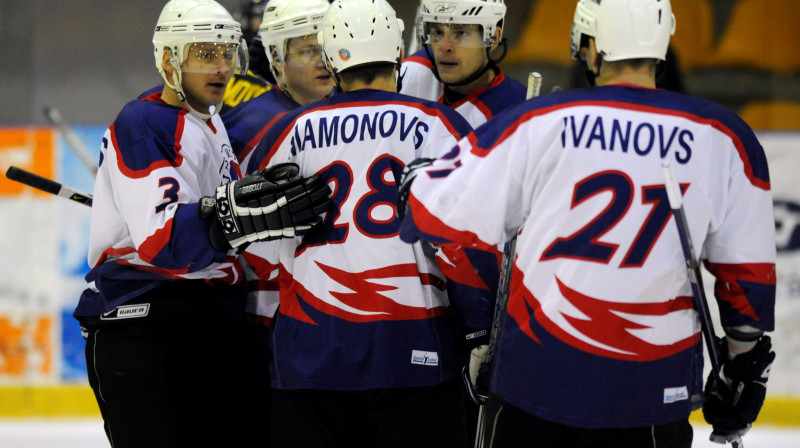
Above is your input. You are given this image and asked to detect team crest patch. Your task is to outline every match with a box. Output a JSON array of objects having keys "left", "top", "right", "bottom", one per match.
[
  {"left": 411, "top": 350, "right": 439, "bottom": 366},
  {"left": 339, "top": 49, "right": 351, "bottom": 61},
  {"left": 100, "top": 303, "right": 151, "bottom": 320}
]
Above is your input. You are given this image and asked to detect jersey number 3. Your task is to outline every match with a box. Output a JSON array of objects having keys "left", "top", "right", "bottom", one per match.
[{"left": 541, "top": 170, "right": 688, "bottom": 268}]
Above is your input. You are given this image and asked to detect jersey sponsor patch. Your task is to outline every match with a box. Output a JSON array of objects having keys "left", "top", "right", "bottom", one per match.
[
  {"left": 100, "top": 303, "right": 150, "bottom": 320},
  {"left": 411, "top": 350, "right": 439, "bottom": 366},
  {"left": 663, "top": 386, "right": 689, "bottom": 404}
]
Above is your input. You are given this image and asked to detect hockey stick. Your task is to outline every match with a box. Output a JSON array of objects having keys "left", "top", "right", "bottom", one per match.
[
  {"left": 5, "top": 165, "right": 93, "bottom": 207},
  {"left": 43, "top": 106, "right": 99, "bottom": 176},
  {"left": 661, "top": 160, "right": 743, "bottom": 448},
  {"left": 474, "top": 71, "right": 542, "bottom": 448}
]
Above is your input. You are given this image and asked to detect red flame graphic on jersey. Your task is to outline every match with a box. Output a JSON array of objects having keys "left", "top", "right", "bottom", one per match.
[
  {"left": 509, "top": 271, "right": 700, "bottom": 361},
  {"left": 279, "top": 262, "right": 451, "bottom": 324}
]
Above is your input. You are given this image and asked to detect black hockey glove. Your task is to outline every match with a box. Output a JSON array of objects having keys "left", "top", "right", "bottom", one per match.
[
  {"left": 461, "top": 327, "right": 491, "bottom": 405},
  {"left": 201, "top": 163, "right": 332, "bottom": 251},
  {"left": 703, "top": 335, "right": 775, "bottom": 444},
  {"left": 396, "top": 157, "right": 435, "bottom": 221}
]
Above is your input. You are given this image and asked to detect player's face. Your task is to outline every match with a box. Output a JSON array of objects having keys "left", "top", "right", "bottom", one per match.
[
  {"left": 427, "top": 24, "right": 489, "bottom": 85},
  {"left": 180, "top": 42, "right": 237, "bottom": 113},
  {"left": 282, "top": 35, "right": 334, "bottom": 106}
]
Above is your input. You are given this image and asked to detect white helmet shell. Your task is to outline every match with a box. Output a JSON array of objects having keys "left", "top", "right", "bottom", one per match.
[
  {"left": 319, "top": 0, "right": 405, "bottom": 75},
  {"left": 570, "top": 0, "right": 675, "bottom": 62},
  {"left": 259, "top": 0, "right": 329, "bottom": 68},
  {"left": 153, "top": 0, "right": 243, "bottom": 76},
  {"left": 419, "top": 0, "right": 506, "bottom": 47}
]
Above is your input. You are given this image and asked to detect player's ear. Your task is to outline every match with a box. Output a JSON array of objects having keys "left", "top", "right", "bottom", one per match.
[
  {"left": 270, "top": 48, "right": 285, "bottom": 78},
  {"left": 586, "top": 38, "right": 601, "bottom": 74},
  {"left": 162, "top": 48, "right": 176, "bottom": 76},
  {"left": 490, "top": 27, "right": 502, "bottom": 52}
]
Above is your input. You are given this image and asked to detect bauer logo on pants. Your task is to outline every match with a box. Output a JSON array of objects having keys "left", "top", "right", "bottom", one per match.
[
  {"left": 411, "top": 350, "right": 439, "bottom": 366},
  {"left": 100, "top": 304, "right": 151, "bottom": 320}
]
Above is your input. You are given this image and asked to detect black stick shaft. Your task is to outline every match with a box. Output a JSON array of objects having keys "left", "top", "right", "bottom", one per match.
[{"left": 5, "top": 165, "right": 93, "bottom": 207}]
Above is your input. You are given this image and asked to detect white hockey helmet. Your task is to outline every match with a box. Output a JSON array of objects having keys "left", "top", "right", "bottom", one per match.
[
  {"left": 259, "top": 0, "right": 329, "bottom": 71},
  {"left": 418, "top": 0, "right": 506, "bottom": 47},
  {"left": 153, "top": 0, "right": 245, "bottom": 115},
  {"left": 570, "top": 0, "right": 675, "bottom": 62},
  {"left": 318, "top": 0, "right": 405, "bottom": 75}
]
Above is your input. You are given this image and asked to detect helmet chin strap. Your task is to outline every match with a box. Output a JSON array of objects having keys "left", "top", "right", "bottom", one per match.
[{"left": 424, "top": 38, "right": 508, "bottom": 88}]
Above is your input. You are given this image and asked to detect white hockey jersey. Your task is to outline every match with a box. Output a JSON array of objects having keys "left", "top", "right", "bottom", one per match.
[
  {"left": 77, "top": 93, "right": 243, "bottom": 317},
  {"left": 244, "top": 89, "right": 480, "bottom": 389},
  {"left": 401, "top": 85, "right": 776, "bottom": 427}
]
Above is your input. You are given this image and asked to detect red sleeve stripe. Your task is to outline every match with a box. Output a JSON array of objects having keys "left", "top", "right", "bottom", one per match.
[
  {"left": 408, "top": 194, "right": 497, "bottom": 253},
  {"left": 138, "top": 218, "right": 175, "bottom": 263},
  {"left": 705, "top": 262, "right": 776, "bottom": 321}
]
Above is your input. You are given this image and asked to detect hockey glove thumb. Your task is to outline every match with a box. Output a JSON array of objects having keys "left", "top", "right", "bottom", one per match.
[{"left": 703, "top": 335, "right": 775, "bottom": 444}]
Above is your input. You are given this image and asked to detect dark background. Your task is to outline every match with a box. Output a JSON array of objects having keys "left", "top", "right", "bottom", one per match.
[{"left": 1, "top": 0, "right": 796, "bottom": 126}]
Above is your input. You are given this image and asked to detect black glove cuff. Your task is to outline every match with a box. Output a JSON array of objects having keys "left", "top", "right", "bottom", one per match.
[{"left": 199, "top": 197, "right": 232, "bottom": 252}]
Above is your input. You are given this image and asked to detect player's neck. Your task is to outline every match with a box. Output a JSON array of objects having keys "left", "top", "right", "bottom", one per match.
[
  {"left": 340, "top": 76, "right": 397, "bottom": 93},
  {"left": 160, "top": 86, "right": 183, "bottom": 108},
  {"left": 596, "top": 67, "right": 656, "bottom": 88}
]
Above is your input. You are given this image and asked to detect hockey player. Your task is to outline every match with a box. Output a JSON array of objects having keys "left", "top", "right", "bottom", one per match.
[
  {"left": 400, "top": 0, "right": 526, "bottom": 128},
  {"left": 74, "top": 1, "right": 330, "bottom": 447},
  {"left": 397, "top": 1, "right": 776, "bottom": 447},
  {"left": 244, "top": 0, "right": 488, "bottom": 446},
  {"left": 223, "top": 0, "right": 334, "bottom": 167}
]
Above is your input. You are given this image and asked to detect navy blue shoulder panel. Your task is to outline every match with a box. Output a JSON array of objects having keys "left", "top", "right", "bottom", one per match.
[{"left": 111, "top": 96, "right": 187, "bottom": 174}]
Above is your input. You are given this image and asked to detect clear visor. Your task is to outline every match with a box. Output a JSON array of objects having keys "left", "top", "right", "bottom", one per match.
[
  {"left": 422, "top": 23, "right": 487, "bottom": 49},
  {"left": 180, "top": 42, "right": 243, "bottom": 74},
  {"left": 283, "top": 34, "right": 324, "bottom": 67}
]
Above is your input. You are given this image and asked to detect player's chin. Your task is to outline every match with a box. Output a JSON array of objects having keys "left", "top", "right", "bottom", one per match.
[
  {"left": 438, "top": 71, "right": 464, "bottom": 85},
  {"left": 436, "top": 63, "right": 460, "bottom": 75}
]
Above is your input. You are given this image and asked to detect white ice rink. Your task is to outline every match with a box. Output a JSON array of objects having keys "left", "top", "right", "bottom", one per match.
[{"left": 0, "top": 419, "right": 797, "bottom": 448}]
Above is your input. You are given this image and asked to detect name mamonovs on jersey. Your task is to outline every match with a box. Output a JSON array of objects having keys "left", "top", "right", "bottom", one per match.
[{"left": 290, "top": 111, "right": 432, "bottom": 155}]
